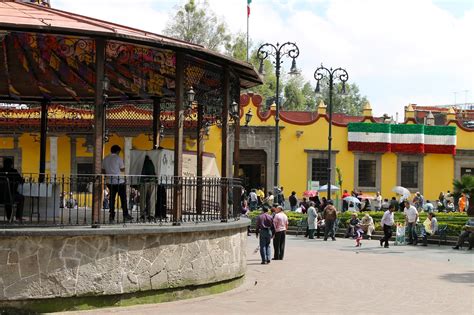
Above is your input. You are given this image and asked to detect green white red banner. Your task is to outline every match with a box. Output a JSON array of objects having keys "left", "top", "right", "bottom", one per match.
[{"left": 347, "top": 123, "right": 456, "bottom": 154}]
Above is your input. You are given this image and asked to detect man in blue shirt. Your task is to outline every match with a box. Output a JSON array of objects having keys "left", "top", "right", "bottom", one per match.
[{"left": 255, "top": 207, "right": 274, "bottom": 264}]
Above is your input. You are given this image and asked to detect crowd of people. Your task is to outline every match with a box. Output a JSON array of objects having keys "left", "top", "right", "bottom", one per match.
[{"left": 243, "top": 185, "right": 473, "bottom": 263}]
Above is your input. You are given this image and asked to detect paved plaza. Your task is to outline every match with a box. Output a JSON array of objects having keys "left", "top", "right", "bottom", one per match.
[{"left": 63, "top": 235, "right": 473, "bottom": 315}]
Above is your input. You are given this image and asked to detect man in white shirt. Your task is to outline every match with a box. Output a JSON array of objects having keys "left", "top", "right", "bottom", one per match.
[
  {"left": 374, "top": 192, "right": 382, "bottom": 211},
  {"left": 102, "top": 145, "right": 132, "bottom": 223},
  {"left": 404, "top": 200, "right": 419, "bottom": 245},
  {"left": 380, "top": 205, "right": 395, "bottom": 248},
  {"left": 248, "top": 189, "right": 258, "bottom": 210}
]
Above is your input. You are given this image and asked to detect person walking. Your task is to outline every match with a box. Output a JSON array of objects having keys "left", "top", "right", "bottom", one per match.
[
  {"left": 374, "top": 192, "right": 382, "bottom": 211},
  {"left": 102, "top": 145, "right": 133, "bottom": 223},
  {"left": 278, "top": 186, "right": 285, "bottom": 207},
  {"left": 307, "top": 201, "right": 318, "bottom": 239},
  {"left": 272, "top": 205, "right": 288, "bottom": 260},
  {"left": 380, "top": 205, "right": 396, "bottom": 248},
  {"left": 323, "top": 200, "right": 337, "bottom": 241},
  {"left": 248, "top": 189, "right": 258, "bottom": 210},
  {"left": 289, "top": 191, "right": 298, "bottom": 211},
  {"left": 404, "top": 200, "right": 419, "bottom": 245},
  {"left": 255, "top": 207, "right": 274, "bottom": 264}
]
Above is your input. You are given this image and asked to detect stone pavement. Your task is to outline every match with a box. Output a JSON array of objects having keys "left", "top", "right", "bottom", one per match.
[{"left": 62, "top": 235, "right": 474, "bottom": 315}]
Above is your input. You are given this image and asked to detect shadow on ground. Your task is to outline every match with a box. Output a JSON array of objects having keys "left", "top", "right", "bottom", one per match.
[{"left": 439, "top": 272, "right": 474, "bottom": 285}]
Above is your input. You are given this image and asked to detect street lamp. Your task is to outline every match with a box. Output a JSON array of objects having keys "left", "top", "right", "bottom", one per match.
[
  {"left": 313, "top": 64, "right": 349, "bottom": 199},
  {"left": 244, "top": 108, "right": 253, "bottom": 126},
  {"left": 257, "top": 42, "right": 300, "bottom": 194}
]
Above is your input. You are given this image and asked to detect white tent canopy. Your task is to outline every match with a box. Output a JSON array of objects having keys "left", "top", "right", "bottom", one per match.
[{"left": 129, "top": 149, "right": 220, "bottom": 177}]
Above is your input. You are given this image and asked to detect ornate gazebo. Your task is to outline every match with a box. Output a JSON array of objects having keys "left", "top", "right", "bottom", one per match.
[{"left": 0, "top": 1, "right": 262, "bottom": 225}]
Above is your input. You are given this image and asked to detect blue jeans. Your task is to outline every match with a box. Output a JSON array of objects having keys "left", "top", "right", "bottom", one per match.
[
  {"left": 407, "top": 222, "right": 418, "bottom": 244},
  {"left": 259, "top": 228, "right": 272, "bottom": 262},
  {"left": 249, "top": 201, "right": 258, "bottom": 210}
]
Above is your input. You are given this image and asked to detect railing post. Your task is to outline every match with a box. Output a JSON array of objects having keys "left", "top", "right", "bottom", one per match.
[{"left": 173, "top": 52, "right": 185, "bottom": 225}]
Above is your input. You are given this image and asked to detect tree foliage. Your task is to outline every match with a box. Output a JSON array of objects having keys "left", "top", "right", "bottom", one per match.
[
  {"left": 164, "top": 1, "right": 368, "bottom": 115},
  {"left": 315, "top": 81, "right": 368, "bottom": 116},
  {"left": 163, "top": 0, "right": 231, "bottom": 52},
  {"left": 453, "top": 175, "right": 474, "bottom": 216}
]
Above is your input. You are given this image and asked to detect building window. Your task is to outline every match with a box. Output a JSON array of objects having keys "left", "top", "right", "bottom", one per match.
[
  {"left": 358, "top": 160, "right": 376, "bottom": 187},
  {"left": 401, "top": 161, "right": 418, "bottom": 188},
  {"left": 461, "top": 167, "right": 473, "bottom": 177},
  {"left": 311, "top": 158, "right": 328, "bottom": 186}
]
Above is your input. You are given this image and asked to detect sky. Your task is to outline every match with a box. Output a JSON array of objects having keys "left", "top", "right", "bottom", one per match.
[{"left": 53, "top": 0, "right": 474, "bottom": 117}]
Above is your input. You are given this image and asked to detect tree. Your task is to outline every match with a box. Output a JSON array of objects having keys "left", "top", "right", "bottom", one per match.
[
  {"left": 164, "top": 0, "right": 231, "bottom": 52},
  {"left": 453, "top": 175, "right": 474, "bottom": 216},
  {"left": 226, "top": 32, "right": 248, "bottom": 61},
  {"left": 315, "top": 81, "right": 368, "bottom": 115},
  {"left": 281, "top": 73, "right": 316, "bottom": 111}
]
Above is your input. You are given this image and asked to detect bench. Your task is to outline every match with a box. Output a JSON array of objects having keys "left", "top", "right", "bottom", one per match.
[{"left": 295, "top": 218, "right": 307, "bottom": 236}]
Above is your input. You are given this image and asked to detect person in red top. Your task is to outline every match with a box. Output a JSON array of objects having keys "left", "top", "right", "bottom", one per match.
[
  {"left": 273, "top": 204, "right": 288, "bottom": 260},
  {"left": 342, "top": 189, "right": 350, "bottom": 211}
]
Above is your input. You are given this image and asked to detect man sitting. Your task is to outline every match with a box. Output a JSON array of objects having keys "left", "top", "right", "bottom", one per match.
[
  {"left": 421, "top": 212, "right": 438, "bottom": 246},
  {"left": 360, "top": 213, "right": 375, "bottom": 240},
  {"left": 452, "top": 218, "right": 474, "bottom": 250},
  {"left": 0, "top": 158, "right": 24, "bottom": 222}
]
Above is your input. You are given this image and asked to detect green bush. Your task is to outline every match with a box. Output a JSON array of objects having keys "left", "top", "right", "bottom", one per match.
[{"left": 249, "top": 210, "right": 468, "bottom": 236}]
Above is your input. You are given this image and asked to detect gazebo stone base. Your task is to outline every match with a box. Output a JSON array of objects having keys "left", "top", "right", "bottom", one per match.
[
  {"left": 0, "top": 275, "right": 244, "bottom": 313},
  {"left": 0, "top": 220, "right": 249, "bottom": 312}
]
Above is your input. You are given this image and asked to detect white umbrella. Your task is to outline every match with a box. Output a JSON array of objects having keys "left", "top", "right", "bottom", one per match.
[
  {"left": 318, "top": 184, "right": 340, "bottom": 192},
  {"left": 343, "top": 196, "right": 361, "bottom": 204},
  {"left": 392, "top": 186, "right": 410, "bottom": 198}
]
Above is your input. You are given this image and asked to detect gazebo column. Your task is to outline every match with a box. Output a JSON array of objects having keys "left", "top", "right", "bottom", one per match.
[
  {"left": 173, "top": 52, "right": 185, "bottom": 225},
  {"left": 152, "top": 97, "right": 161, "bottom": 149},
  {"left": 196, "top": 99, "right": 204, "bottom": 215},
  {"left": 39, "top": 100, "right": 49, "bottom": 183},
  {"left": 91, "top": 38, "right": 106, "bottom": 227},
  {"left": 49, "top": 136, "right": 58, "bottom": 176},
  {"left": 220, "top": 68, "right": 230, "bottom": 222},
  {"left": 232, "top": 87, "right": 241, "bottom": 217}
]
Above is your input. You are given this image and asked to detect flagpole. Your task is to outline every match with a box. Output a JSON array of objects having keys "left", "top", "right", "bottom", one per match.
[{"left": 246, "top": 2, "right": 249, "bottom": 62}]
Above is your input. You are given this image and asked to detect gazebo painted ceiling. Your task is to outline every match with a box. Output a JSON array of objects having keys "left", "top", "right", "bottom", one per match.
[{"left": 0, "top": 1, "right": 262, "bottom": 103}]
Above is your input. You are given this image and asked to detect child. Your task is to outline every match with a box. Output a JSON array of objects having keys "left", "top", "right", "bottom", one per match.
[{"left": 355, "top": 224, "right": 364, "bottom": 247}]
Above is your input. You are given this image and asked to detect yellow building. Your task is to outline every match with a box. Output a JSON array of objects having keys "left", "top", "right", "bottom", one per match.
[
  {"left": 1, "top": 93, "right": 473, "bottom": 203},
  {"left": 232, "top": 93, "right": 474, "bottom": 202}
]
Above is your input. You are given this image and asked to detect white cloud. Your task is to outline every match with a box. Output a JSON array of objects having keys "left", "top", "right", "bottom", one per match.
[{"left": 53, "top": 0, "right": 474, "bottom": 116}]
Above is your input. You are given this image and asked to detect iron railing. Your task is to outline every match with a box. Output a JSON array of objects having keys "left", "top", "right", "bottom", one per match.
[{"left": 0, "top": 174, "right": 243, "bottom": 227}]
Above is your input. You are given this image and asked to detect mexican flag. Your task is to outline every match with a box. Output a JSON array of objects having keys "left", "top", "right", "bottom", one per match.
[
  {"left": 347, "top": 123, "right": 456, "bottom": 154},
  {"left": 247, "top": 0, "right": 252, "bottom": 16}
]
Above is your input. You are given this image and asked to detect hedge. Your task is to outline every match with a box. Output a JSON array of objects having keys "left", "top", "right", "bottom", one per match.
[{"left": 248, "top": 210, "right": 469, "bottom": 236}]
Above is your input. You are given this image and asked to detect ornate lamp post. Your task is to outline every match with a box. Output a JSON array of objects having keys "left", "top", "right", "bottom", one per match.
[
  {"left": 257, "top": 42, "right": 299, "bottom": 194},
  {"left": 313, "top": 64, "right": 349, "bottom": 199}
]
